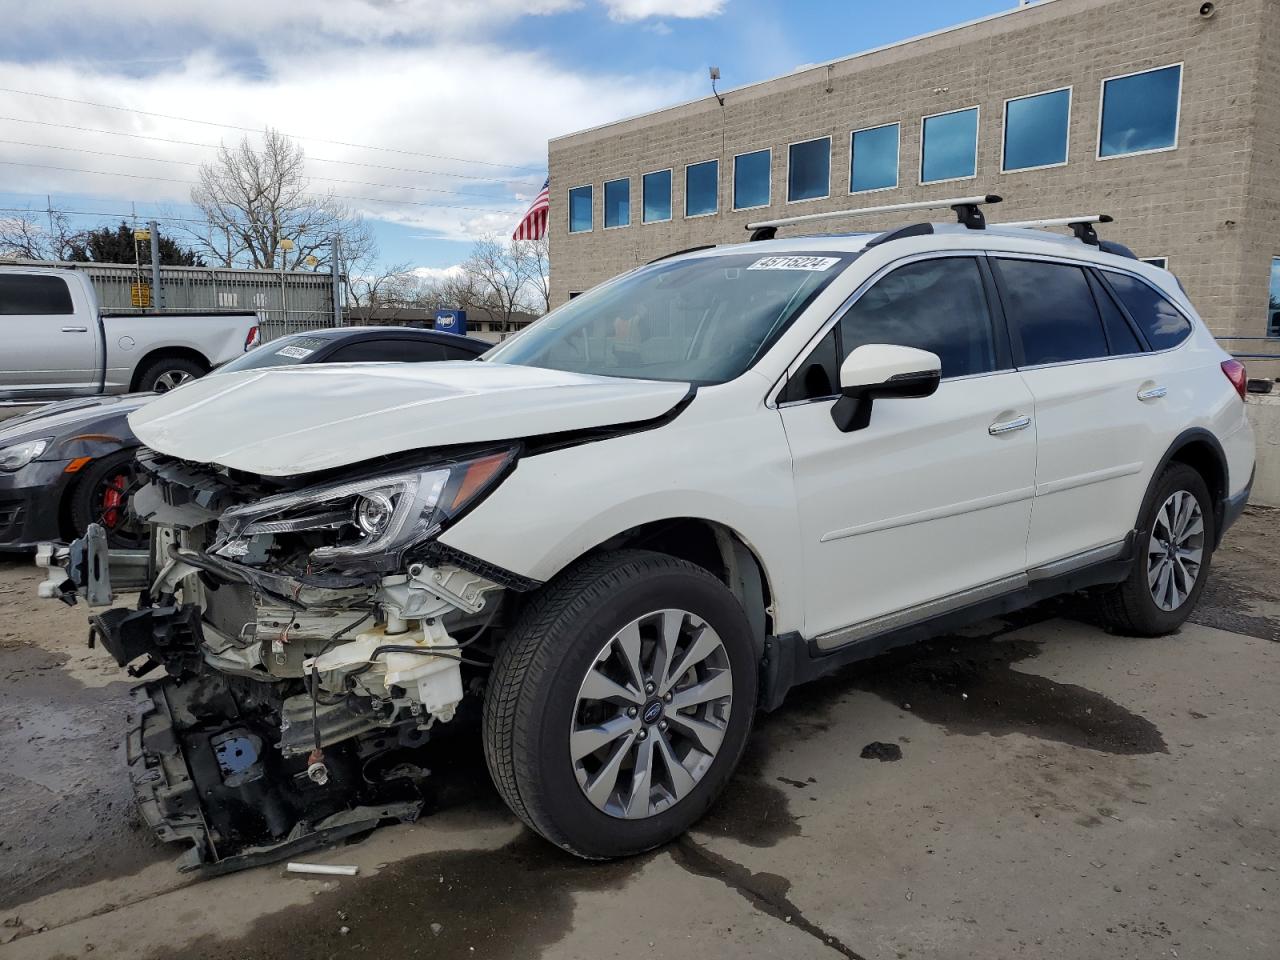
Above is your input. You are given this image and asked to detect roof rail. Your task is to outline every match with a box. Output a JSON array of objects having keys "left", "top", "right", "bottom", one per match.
[
  {"left": 996, "top": 214, "right": 1113, "bottom": 246},
  {"left": 745, "top": 194, "right": 1002, "bottom": 241}
]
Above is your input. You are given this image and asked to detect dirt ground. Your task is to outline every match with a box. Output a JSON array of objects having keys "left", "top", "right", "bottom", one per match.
[{"left": 0, "top": 508, "right": 1276, "bottom": 959}]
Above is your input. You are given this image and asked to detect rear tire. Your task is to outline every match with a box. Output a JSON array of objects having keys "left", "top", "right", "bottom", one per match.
[
  {"left": 136, "top": 357, "right": 205, "bottom": 393},
  {"left": 483, "top": 550, "right": 758, "bottom": 858},
  {"left": 1093, "top": 462, "right": 1214, "bottom": 636}
]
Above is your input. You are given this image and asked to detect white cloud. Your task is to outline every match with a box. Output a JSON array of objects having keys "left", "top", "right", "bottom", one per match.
[
  {"left": 0, "top": 45, "right": 699, "bottom": 245},
  {"left": 410, "top": 264, "right": 465, "bottom": 283},
  {"left": 602, "top": 0, "right": 726, "bottom": 22}
]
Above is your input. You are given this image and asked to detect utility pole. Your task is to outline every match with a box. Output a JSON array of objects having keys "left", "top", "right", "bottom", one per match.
[
  {"left": 148, "top": 220, "right": 164, "bottom": 311},
  {"left": 330, "top": 233, "right": 343, "bottom": 326}
]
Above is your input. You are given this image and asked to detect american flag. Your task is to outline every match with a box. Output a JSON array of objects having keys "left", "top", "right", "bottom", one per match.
[{"left": 512, "top": 177, "right": 550, "bottom": 241}]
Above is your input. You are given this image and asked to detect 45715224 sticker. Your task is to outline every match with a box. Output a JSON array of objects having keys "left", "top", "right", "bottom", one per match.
[{"left": 747, "top": 256, "right": 841, "bottom": 272}]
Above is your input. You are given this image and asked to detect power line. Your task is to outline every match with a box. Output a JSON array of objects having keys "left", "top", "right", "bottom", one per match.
[
  {"left": 0, "top": 159, "right": 523, "bottom": 214},
  {"left": 0, "top": 115, "right": 540, "bottom": 185},
  {"left": 0, "top": 87, "right": 544, "bottom": 172},
  {"left": 0, "top": 137, "right": 517, "bottom": 201}
]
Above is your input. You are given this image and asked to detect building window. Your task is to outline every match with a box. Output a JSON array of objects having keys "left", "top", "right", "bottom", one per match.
[
  {"left": 568, "top": 185, "right": 592, "bottom": 233},
  {"left": 850, "top": 122, "right": 899, "bottom": 193},
  {"left": 1099, "top": 64, "right": 1182, "bottom": 159},
  {"left": 1002, "top": 87, "right": 1071, "bottom": 172},
  {"left": 1269, "top": 258, "right": 1280, "bottom": 338},
  {"left": 1141, "top": 257, "right": 1169, "bottom": 270},
  {"left": 787, "top": 136, "right": 830, "bottom": 202},
  {"left": 733, "top": 148, "right": 771, "bottom": 210},
  {"left": 642, "top": 169, "right": 672, "bottom": 223},
  {"left": 685, "top": 159, "right": 718, "bottom": 217},
  {"left": 604, "top": 178, "right": 630, "bottom": 228},
  {"left": 921, "top": 106, "right": 979, "bottom": 183},
  {"left": 568, "top": 291, "right": 583, "bottom": 300}
]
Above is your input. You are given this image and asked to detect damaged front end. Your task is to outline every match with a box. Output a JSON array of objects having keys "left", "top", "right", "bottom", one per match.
[{"left": 38, "top": 445, "right": 529, "bottom": 874}]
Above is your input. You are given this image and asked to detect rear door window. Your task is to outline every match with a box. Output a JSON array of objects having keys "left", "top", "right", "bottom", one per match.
[
  {"left": 1101, "top": 271, "right": 1193, "bottom": 350},
  {"left": 0, "top": 274, "right": 74, "bottom": 315},
  {"left": 993, "top": 259, "right": 1109, "bottom": 366}
]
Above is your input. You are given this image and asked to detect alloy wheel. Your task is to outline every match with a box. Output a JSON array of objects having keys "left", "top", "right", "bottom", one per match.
[
  {"left": 1147, "top": 489, "right": 1204, "bottom": 612},
  {"left": 154, "top": 370, "right": 193, "bottom": 392},
  {"left": 570, "top": 608, "right": 733, "bottom": 820}
]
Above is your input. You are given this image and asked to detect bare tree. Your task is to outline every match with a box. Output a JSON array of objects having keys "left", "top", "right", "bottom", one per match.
[
  {"left": 0, "top": 207, "right": 78, "bottom": 261},
  {"left": 189, "top": 128, "right": 376, "bottom": 276},
  {"left": 463, "top": 234, "right": 538, "bottom": 332},
  {"left": 518, "top": 236, "right": 551, "bottom": 314}
]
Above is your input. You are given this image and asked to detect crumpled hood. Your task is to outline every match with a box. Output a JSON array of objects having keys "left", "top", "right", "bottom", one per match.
[{"left": 128, "top": 361, "right": 690, "bottom": 476}]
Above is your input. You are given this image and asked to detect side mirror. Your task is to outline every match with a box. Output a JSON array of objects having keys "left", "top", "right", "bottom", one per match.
[{"left": 831, "top": 344, "right": 941, "bottom": 432}]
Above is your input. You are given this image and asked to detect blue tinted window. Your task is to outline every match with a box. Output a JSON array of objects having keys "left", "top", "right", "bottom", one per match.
[
  {"left": 734, "top": 149, "right": 771, "bottom": 209},
  {"left": 850, "top": 123, "right": 899, "bottom": 192},
  {"left": 685, "top": 160, "right": 718, "bottom": 217},
  {"left": 788, "top": 137, "right": 830, "bottom": 202},
  {"left": 1270, "top": 258, "right": 1280, "bottom": 338},
  {"left": 921, "top": 107, "right": 979, "bottom": 183},
  {"left": 604, "top": 178, "right": 630, "bottom": 228},
  {"left": 1099, "top": 65, "right": 1181, "bottom": 158},
  {"left": 1003, "top": 88, "right": 1070, "bottom": 171},
  {"left": 642, "top": 169, "right": 672, "bottom": 223},
  {"left": 1104, "top": 272, "right": 1192, "bottom": 350},
  {"left": 568, "top": 185, "right": 592, "bottom": 233}
]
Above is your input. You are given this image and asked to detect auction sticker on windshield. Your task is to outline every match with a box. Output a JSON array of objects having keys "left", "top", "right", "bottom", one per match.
[
  {"left": 275, "top": 345, "right": 315, "bottom": 359},
  {"left": 747, "top": 256, "right": 841, "bottom": 272}
]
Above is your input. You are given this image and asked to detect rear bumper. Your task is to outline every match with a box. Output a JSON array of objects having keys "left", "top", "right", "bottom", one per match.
[
  {"left": 0, "top": 460, "right": 75, "bottom": 550},
  {"left": 1218, "top": 466, "right": 1253, "bottom": 547}
]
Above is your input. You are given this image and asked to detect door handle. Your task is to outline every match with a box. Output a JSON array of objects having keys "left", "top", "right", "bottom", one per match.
[
  {"left": 989, "top": 415, "right": 1032, "bottom": 436},
  {"left": 1137, "top": 385, "right": 1167, "bottom": 401},
  {"left": 61, "top": 326, "right": 89, "bottom": 333}
]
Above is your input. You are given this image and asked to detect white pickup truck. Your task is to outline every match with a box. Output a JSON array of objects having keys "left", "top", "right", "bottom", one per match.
[{"left": 0, "top": 264, "right": 261, "bottom": 399}]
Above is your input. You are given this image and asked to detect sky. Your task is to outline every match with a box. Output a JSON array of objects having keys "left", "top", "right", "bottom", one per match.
[{"left": 0, "top": 0, "right": 1027, "bottom": 274}]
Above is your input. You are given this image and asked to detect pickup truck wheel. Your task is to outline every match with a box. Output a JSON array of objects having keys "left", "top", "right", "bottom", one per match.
[
  {"left": 69, "top": 450, "right": 146, "bottom": 549},
  {"left": 137, "top": 357, "right": 205, "bottom": 393},
  {"left": 1092, "top": 462, "right": 1214, "bottom": 636},
  {"left": 483, "top": 550, "right": 758, "bottom": 858}
]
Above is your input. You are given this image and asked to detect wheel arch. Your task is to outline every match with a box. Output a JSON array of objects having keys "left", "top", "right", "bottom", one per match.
[
  {"left": 1147, "top": 427, "right": 1229, "bottom": 547},
  {"left": 129, "top": 347, "right": 210, "bottom": 391}
]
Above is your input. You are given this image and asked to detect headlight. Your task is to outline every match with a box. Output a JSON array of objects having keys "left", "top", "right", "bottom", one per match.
[
  {"left": 0, "top": 437, "right": 51, "bottom": 472},
  {"left": 214, "top": 449, "right": 515, "bottom": 572}
]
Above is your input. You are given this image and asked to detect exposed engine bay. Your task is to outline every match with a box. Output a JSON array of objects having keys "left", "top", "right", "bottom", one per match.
[{"left": 40, "top": 445, "right": 533, "bottom": 874}]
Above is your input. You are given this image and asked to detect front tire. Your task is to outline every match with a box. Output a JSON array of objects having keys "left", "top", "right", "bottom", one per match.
[
  {"left": 483, "top": 550, "right": 758, "bottom": 858},
  {"left": 1093, "top": 462, "right": 1215, "bottom": 636},
  {"left": 68, "top": 449, "right": 147, "bottom": 548}
]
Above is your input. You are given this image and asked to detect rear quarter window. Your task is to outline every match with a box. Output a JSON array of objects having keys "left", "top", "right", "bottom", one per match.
[{"left": 1102, "top": 272, "right": 1193, "bottom": 350}]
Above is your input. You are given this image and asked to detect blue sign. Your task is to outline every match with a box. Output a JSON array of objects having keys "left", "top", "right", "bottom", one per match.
[{"left": 435, "top": 309, "right": 467, "bottom": 335}]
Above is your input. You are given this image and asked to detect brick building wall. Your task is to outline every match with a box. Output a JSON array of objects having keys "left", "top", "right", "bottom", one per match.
[{"left": 548, "top": 0, "right": 1274, "bottom": 341}]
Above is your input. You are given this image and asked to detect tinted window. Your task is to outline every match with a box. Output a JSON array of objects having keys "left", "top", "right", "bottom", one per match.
[
  {"left": 487, "top": 251, "right": 851, "bottom": 384},
  {"left": 850, "top": 123, "right": 899, "bottom": 193},
  {"left": 604, "top": 178, "right": 630, "bottom": 228},
  {"left": 325, "top": 339, "right": 450, "bottom": 363},
  {"left": 996, "top": 259, "right": 1109, "bottom": 365},
  {"left": 1104, "top": 272, "right": 1193, "bottom": 349},
  {"left": 1270, "top": 258, "right": 1280, "bottom": 339},
  {"left": 218, "top": 334, "right": 330, "bottom": 372},
  {"left": 921, "top": 107, "right": 978, "bottom": 183},
  {"left": 788, "top": 137, "right": 830, "bottom": 202},
  {"left": 1099, "top": 65, "right": 1181, "bottom": 158},
  {"left": 0, "top": 274, "right": 73, "bottom": 315},
  {"left": 733, "top": 149, "right": 771, "bottom": 210},
  {"left": 1088, "top": 272, "right": 1143, "bottom": 355},
  {"left": 1003, "top": 88, "right": 1070, "bottom": 171},
  {"left": 568, "top": 185, "right": 592, "bottom": 233},
  {"left": 685, "top": 160, "right": 718, "bottom": 217},
  {"left": 839, "top": 258, "right": 997, "bottom": 378},
  {"left": 642, "top": 170, "right": 671, "bottom": 223},
  {"left": 439, "top": 342, "right": 483, "bottom": 361}
]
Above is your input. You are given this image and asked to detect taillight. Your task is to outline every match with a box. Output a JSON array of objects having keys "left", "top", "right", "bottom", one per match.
[
  {"left": 244, "top": 326, "right": 261, "bottom": 351},
  {"left": 1221, "top": 358, "right": 1247, "bottom": 400}
]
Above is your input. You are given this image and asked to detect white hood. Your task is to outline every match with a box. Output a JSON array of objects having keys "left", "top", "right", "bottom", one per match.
[{"left": 128, "top": 361, "right": 690, "bottom": 476}]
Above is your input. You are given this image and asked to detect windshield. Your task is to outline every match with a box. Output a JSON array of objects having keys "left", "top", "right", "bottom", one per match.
[
  {"left": 487, "top": 251, "right": 853, "bottom": 383},
  {"left": 215, "top": 334, "right": 332, "bottom": 374}
]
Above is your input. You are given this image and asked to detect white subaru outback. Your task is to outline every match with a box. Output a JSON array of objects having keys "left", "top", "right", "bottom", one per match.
[{"left": 40, "top": 196, "right": 1255, "bottom": 870}]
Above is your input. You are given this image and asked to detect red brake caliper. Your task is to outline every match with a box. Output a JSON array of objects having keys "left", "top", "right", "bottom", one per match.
[{"left": 101, "top": 474, "right": 128, "bottom": 528}]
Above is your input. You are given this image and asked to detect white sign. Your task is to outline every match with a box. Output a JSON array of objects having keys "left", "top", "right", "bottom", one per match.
[
  {"left": 275, "top": 345, "right": 314, "bottom": 359},
  {"left": 747, "top": 256, "right": 841, "bottom": 272}
]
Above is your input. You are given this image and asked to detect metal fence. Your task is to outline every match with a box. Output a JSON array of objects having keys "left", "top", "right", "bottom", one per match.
[{"left": 4, "top": 258, "right": 342, "bottom": 342}]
